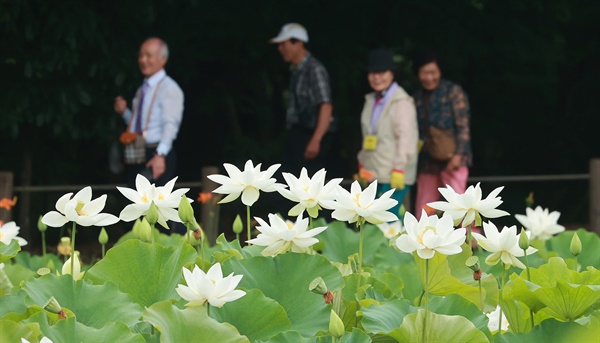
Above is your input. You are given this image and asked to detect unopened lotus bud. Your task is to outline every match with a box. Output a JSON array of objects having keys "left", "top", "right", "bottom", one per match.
[
  {"left": 139, "top": 217, "right": 153, "bottom": 242},
  {"left": 37, "top": 215, "right": 47, "bottom": 232},
  {"left": 525, "top": 192, "right": 535, "bottom": 208},
  {"left": 329, "top": 310, "right": 345, "bottom": 338},
  {"left": 518, "top": 228, "right": 529, "bottom": 250},
  {"left": 178, "top": 196, "right": 195, "bottom": 224},
  {"left": 57, "top": 237, "right": 72, "bottom": 256},
  {"left": 132, "top": 218, "right": 142, "bottom": 238},
  {"left": 37, "top": 267, "right": 51, "bottom": 276},
  {"left": 232, "top": 214, "right": 243, "bottom": 235},
  {"left": 309, "top": 277, "right": 328, "bottom": 295},
  {"left": 570, "top": 233, "right": 582, "bottom": 257},
  {"left": 146, "top": 202, "right": 159, "bottom": 226},
  {"left": 98, "top": 228, "right": 108, "bottom": 245}
]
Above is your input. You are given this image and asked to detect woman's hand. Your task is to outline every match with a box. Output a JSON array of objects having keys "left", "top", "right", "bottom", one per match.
[{"left": 446, "top": 154, "right": 462, "bottom": 171}]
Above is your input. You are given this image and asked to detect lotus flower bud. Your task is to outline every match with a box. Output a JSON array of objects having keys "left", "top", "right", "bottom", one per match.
[
  {"left": 233, "top": 214, "right": 243, "bottom": 235},
  {"left": 309, "top": 277, "right": 328, "bottom": 295},
  {"left": 98, "top": 228, "right": 108, "bottom": 245},
  {"left": 570, "top": 233, "right": 582, "bottom": 257},
  {"left": 329, "top": 310, "right": 345, "bottom": 338},
  {"left": 146, "top": 202, "right": 159, "bottom": 226},
  {"left": 139, "top": 217, "right": 153, "bottom": 242},
  {"left": 57, "top": 237, "right": 71, "bottom": 256},
  {"left": 37, "top": 215, "right": 47, "bottom": 232},
  {"left": 525, "top": 192, "right": 535, "bottom": 208},
  {"left": 178, "top": 196, "right": 195, "bottom": 224},
  {"left": 518, "top": 228, "right": 529, "bottom": 250}
]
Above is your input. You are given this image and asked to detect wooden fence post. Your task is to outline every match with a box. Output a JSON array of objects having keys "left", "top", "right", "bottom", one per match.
[
  {"left": 590, "top": 159, "right": 600, "bottom": 235},
  {"left": 0, "top": 172, "right": 14, "bottom": 223},
  {"left": 200, "top": 166, "right": 219, "bottom": 245}
]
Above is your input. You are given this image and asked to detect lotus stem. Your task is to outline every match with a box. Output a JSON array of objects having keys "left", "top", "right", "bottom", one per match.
[
  {"left": 478, "top": 278, "right": 484, "bottom": 312},
  {"left": 468, "top": 221, "right": 474, "bottom": 251},
  {"left": 423, "top": 258, "right": 429, "bottom": 343},
  {"left": 357, "top": 221, "right": 364, "bottom": 290},
  {"left": 41, "top": 231, "right": 46, "bottom": 257},
  {"left": 101, "top": 243, "right": 106, "bottom": 259},
  {"left": 498, "top": 262, "right": 506, "bottom": 335},
  {"left": 246, "top": 205, "right": 251, "bottom": 245},
  {"left": 0, "top": 267, "right": 13, "bottom": 294},
  {"left": 70, "top": 222, "right": 76, "bottom": 275},
  {"left": 207, "top": 303, "right": 211, "bottom": 317},
  {"left": 523, "top": 248, "right": 535, "bottom": 329}
]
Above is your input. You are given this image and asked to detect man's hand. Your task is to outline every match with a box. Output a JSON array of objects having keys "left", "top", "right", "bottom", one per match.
[
  {"left": 390, "top": 169, "right": 405, "bottom": 190},
  {"left": 146, "top": 154, "right": 166, "bottom": 181},
  {"left": 114, "top": 96, "right": 127, "bottom": 115},
  {"left": 446, "top": 154, "right": 462, "bottom": 171},
  {"left": 304, "top": 138, "right": 321, "bottom": 160}
]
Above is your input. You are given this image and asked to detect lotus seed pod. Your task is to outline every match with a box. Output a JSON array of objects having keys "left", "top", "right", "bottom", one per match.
[
  {"left": 465, "top": 256, "right": 480, "bottom": 272},
  {"left": 37, "top": 267, "right": 51, "bottom": 276},
  {"left": 309, "top": 277, "right": 328, "bottom": 295},
  {"left": 43, "top": 296, "right": 62, "bottom": 314}
]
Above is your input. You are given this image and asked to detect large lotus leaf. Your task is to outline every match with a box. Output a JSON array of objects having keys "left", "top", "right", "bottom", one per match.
[
  {"left": 495, "top": 318, "right": 599, "bottom": 343},
  {"left": 212, "top": 233, "right": 264, "bottom": 263},
  {"left": 0, "top": 319, "right": 41, "bottom": 343},
  {"left": 210, "top": 288, "right": 291, "bottom": 342},
  {"left": 21, "top": 273, "right": 142, "bottom": 329},
  {"left": 384, "top": 263, "right": 422, "bottom": 304},
  {"left": 371, "top": 238, "right": 414, "bottom": 269},
  {"left": 25, "top": 311, "right": 145, "bottom": 343},
  {"left": 85, "top": 240, "right": 197, "bottom": 307},
  {"left": 258, "top": 330, "right": 314, "bottom": 343},
  {"left": 414, "top": 251, "right": 496, "bottom": 310},
  {"left": 13, "top": 252, "right": 62, "bottom": 273},
  {"left": 115, "top": 227, "right": 188, "bottom": 247},
  {"left": 0, "top": 240, "right": 20, "bottom": 264},
  {"left": 391, "top": 309, "right": 489, "bottom": 343},
  {"left": 504, "top": 257, "right": 600, "bottom": 320},
  {"left": 315, "top": 221, "right": 387, "bottom": 264},
  {"left": 342, "top": 273, "right": 396, "bottom": 303},
  {"left": 547, "top": 229, "right": 600, "bottom": 269},
  {"left": 364, "top": 267, "right": 404, "bottom": 299},
  {"left": 360, "top": 299, "right": 416, "bottom": 335},
  {"left": 3, "top": 263, "right": 37, "bottom": 288},
  {"left": 0, "top": 288, "right": 27, "bottom": 317},
  {"left": 498, "top": 298, "right": 543, "bottom": 334},
  {"left": 222, "top": 253, "right": 343, "bottom": 336},
  {"left": 428, "top": 294, "right": 493, "bottom": 342},
  {"left": 259, "top": 328, "right": 371, "bottom": 343},
  {"left": 143, "top": 300, "right": 249, "bottom": 342}
]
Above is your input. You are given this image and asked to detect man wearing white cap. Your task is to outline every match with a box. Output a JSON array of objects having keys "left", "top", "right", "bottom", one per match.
[{"left": 270, "top": 23, "right": 334, "bottom": 175}]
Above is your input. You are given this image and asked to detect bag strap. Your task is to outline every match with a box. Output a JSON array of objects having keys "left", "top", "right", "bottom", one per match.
[{"left": 125, "top": 77, "right": 167, "bottom": 136}]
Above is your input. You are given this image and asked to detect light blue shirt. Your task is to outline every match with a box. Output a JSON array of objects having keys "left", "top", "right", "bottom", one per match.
[{"left": 122, "top": 69, "right": 184, "bottom": 156}]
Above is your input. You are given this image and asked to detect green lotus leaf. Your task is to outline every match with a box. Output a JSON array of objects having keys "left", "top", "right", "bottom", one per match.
[
  {"left": 3, "top": 263, "right": 37, "bottom": 288},
  {"left": 212, "top": 233, "right": 263, "bottom": 263},
  {"left": 342, "top": 273, "right": 396, "bottom": 303},
  {"left": 360, "top": 299, "right": 416, "bottom": 334},
  {"left": 391, "top": 309, "right": 489, "bottom": 343},
  {"left": 384, "top": 263, "right": 422, "bottom": 304},
  {"left": 0, "top": 319, "right": 40, "bottom": 343},
  {"left": 222, "top": 252, "right": 343, "bottom": 336},
  {"left": 21, "top": 273, "right": 142, "bottom": 329},
  {"left": 504, "top": 257, "right": 600, "bottom": 321},
  {"left": 142, "top": 300, "right": 249, "bottom": 342},
  {"left": 258, "top": 330, "right": 313, "bottom": 343},
  {"left": 115, "top": 227, "right": 187, "bottom": 247},
  {"left": 494, "top": 318, "right": 599, "bottom": 343},
  {"left": 85, "top": 240, "right": 197, "bottom": 307},
  {"left": 414, "top": 249, "right": 497, "bottom": 311},
  {"left": 13, "top": 252, "right": 62, "bottom": 273},
  {"left": 364, "top": 267, "right": 404, "bottom": 299},
  {"left": 428, "top": 294, "right": 493, "bottom": 342},
  {"left": 26, "top": 311, "right": 145, "bottom": 343},
  {"left": 0, "top": 240, "right": 20, "bottom": 264},
  {"left": 315, "top": 221, "right": 387, "bottom": 264},
  {"left": 210, "top": 288, "right": 291, "bottom": 342},
  {"left": 315, "top": 328, "right": 372, "bottom": 343},
  {"left": 547, "top": 229, "right": 600, "bottom": 269},
  {"left": 0, "top": 288, "right": 27, "bottom": 317},
  {"left": 498, "top": 298, "right": 537, "bottom": 334}
]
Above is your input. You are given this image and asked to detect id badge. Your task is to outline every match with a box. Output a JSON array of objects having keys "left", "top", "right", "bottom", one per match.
[{"left": 363, "top": 135, "right": 378, "bottom": 150}]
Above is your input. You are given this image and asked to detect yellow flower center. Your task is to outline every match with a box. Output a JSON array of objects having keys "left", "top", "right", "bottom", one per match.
[
  {"left": 0, "top": 231, "right": 4, "bottom": 240},
  {"left": 141, "top": 193, "right": 149, "bottom": 203},
  {"left": 417, "top": 225, "right": 437, "bottom": 244},
  {"left": 75, "top": 200, "right": 86, "bottom": 216},
  {"left": 286, "top": 221, "right": 294, "bottom": 230},
  {"left": 158, "top": 194, "right": 165, "bottom": 200}
]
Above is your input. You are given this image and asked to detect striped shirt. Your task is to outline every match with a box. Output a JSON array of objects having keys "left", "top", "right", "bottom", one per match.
[{"left": 287, "top": 53, "right": 331, "bottom": 128}]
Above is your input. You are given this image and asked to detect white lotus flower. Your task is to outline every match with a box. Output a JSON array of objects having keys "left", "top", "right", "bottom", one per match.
[
  {"left": 176, "top": 263, "right": 246, "bottom": 308},
  {"left": 0, "top": 221, "right": 27, "bottom": 246},
  {"left": 396, "top": 210, "right": 466, "bottom": 259},
  {"left": 247, "top": 213, "right": 327, "bottom": 256},
  {"left": 207, "top": 160, "right": 282, "bottom": 206},
  {"left": 486, "top": 305, "right": 509, "bottom": 333},
  {"left": 427, "top": 183, "right": 509, "bottom": 226},
  {"left": 117, "top": 174, "right": 190, "bottom": 229},
  {"left": 330, "top": 180, "right": 398, "bottom": 225},
  {"left": 42, "top": 187, "right": 118, "bottom": 227},
  {"left": 515, "top": 206, "right": 565, "bottom": 241},
  {"left": 62, "top": 252, "right": 84, "bottom": 280},
  {"left": 276, "top": 168, "right": 342, "bottom": 218},
  {"left": 376, "top": 220, "right": 404, "bottom": 239},
  {"left": 472, "top": 222, "right": 537, "bottom": 269},
  {"left": 22, "top": 337, "right": 52, "bottom": 343}
]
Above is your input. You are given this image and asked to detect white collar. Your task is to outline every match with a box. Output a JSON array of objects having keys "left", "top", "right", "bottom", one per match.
[{"left": 145, "top": 69, "right": 166, "bottom": 87}]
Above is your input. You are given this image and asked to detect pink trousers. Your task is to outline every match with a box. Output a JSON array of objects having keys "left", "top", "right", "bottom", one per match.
[{"left": 415, "top": 166, "right": 469, "bottom": 219}]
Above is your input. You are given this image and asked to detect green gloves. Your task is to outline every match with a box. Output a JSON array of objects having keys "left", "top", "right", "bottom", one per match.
[{"left": 390, "top": 169, "right": 405, "bottom": 190}]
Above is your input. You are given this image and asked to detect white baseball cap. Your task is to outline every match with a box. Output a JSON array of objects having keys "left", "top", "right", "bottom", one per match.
[{"left": 269, "top": 23, "right": 309, "bottom": 43}]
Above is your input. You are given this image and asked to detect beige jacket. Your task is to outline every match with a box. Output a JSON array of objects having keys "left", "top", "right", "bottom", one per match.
[{"left": 357, "top": 86, "right": 418, "bottom": 184}]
